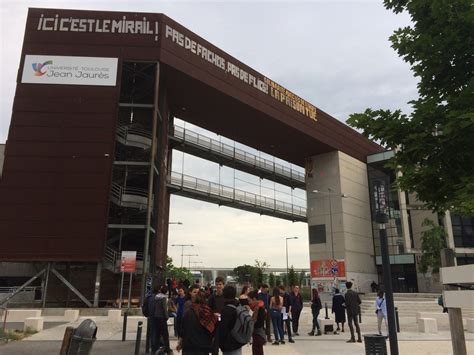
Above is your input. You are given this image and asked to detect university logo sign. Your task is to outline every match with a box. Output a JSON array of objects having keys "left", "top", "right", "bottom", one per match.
[{"left": 21, "top": 55, "right": 118, "bottom": 86}]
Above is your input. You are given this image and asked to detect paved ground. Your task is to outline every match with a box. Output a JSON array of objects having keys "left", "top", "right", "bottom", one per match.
[{"left": 1, "top": 310, "right": 473, "bottom": 354}]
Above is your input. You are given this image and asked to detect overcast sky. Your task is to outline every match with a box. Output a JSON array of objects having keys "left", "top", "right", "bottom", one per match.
[{"left": 0, "top": 0, "right": 417, "bottom": 269}]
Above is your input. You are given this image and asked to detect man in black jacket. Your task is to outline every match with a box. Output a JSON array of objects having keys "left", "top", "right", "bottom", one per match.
[
  {"left": 344, "top": 281, "right": 362, "bottom": 343},
  {"left": 289, "top": 285, "right": 303, "bottom": 335},
  {"left": 219, "top": 285, "right": 243, "bottom": 355}
]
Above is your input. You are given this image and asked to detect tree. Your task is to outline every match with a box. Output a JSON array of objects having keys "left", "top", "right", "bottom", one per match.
[
  {"left": 268, "top": 273, "right": 276, "bottom": 288},
  {"left": 419, "top": 219, "right": 447, "bottom": 273},
  {"left": 254, "top": 260, "right": 269, "bottom": 288},
  {"left": 347, "top": 0, "right": 474, "bottom": 215},
  {"left": 165, "top": 256, "right": 193, "bottom": 284},
  {"left": 232, "top": 264, "right": 255, "bottom": 284},
  {"left": 287, "top": 266, "right": 299, "bottom": 287}
]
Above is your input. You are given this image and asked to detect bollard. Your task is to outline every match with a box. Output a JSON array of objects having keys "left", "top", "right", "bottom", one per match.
[
  {"left": 359, "top": 311, "right": 362, "bottom": 324},
  {"left": 395, "top": 307, "right": 400, "bottom": 333},
  {"left": 135, "top": 321, "right": 143, "bottom": 355},
  {"left": 325, "top": 303, "right": 329, "bottom": 319},
  {"left": 122, "top": 311, "right": 128, "bottom": 342},
  {"left": 145, "top": 319, "right": 150, "bottom": 353}
]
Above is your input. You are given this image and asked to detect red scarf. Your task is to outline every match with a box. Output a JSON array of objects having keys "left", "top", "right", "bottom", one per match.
[{"left": 192, "top": 303, "right": 218, "bottom": 333}]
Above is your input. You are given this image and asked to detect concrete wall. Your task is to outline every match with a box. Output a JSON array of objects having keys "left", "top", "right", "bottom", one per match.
[{"left": 306, "top": 151, "right": 377, "bottom": 293}]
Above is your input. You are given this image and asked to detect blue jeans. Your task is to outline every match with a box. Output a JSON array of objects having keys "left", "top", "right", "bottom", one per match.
[
  {"left": 312, "top": 309, "right": 320, "bottom": 331},
  {"left": 270, "top": 308, "right": 284, "bottom": 341}
]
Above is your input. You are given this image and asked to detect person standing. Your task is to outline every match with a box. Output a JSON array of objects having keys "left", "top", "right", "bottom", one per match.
[
  {"left": 209, "top": 276, "right": 225, "bottom": 355},
  {"left": 344, "top": 282, "right": 362, "bottom": 343},
  {"left": 154, "top": 285, "right": 172, "bottom": 354},
  {"left": 179, "top": 291, "right": 217, "bottom": 355},
  {"left": 375, "top": 290, "right": 388, "bottom": 336},
  {"left": 278, "top": 285, "right": 294, "bottom": 343},
  {"left": 219, "top": 285, "right": 244, "bottom": 355},
  {"left": 175, "top": 287, "right": 186, "bottom": 338},
  {"left": 332, "top": 288, "right": 346, "bottom": 332},
  {"left": 258, "top": 284, "right": 272, "bottom": 342},
  {"left": 248, "top": 290, "right": 266, "bottom": 355},
  {"left": 289, "top": 285, "right": 303, "bottom": 336},
  {"left": 239, "top": 285, "right": 250, "bottom": 306},
  {"left": 308, "top": 289, "right": 322, "bottom": 336},
  {"left": 142, "top": 286, "right": 158, "bottom": 353},
  {"left": 269, "top": 287, "right": 285, "bottom": 345}
]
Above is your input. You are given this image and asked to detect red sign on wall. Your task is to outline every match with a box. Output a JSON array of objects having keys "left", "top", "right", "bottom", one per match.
[
  {"left": 310, "top": 259, "right": 346, "bottom": 278},
  {"left": 120, "top": 251, "right": 137, "bottom": 273}
]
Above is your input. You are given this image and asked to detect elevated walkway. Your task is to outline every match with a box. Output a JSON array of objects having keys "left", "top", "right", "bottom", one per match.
[
  {"left": 167, "top": 171, "right": 307, "bottom": 222},
  {"left": 170, "top": 125, "right": 306, "bottom": 189}
]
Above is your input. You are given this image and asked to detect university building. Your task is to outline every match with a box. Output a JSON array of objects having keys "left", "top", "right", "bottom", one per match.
[{"left": 0, "top": 8, "right": 472, "bottom": 306}]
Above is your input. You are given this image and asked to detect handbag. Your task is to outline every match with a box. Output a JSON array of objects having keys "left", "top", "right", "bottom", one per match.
[{"left": 375, "top": 298, "right": 384, "bottom": 314}]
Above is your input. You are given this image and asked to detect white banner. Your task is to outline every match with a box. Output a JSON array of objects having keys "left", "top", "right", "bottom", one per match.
[{"left": 21, "top": 55, "right": 118, "bottom": 86}]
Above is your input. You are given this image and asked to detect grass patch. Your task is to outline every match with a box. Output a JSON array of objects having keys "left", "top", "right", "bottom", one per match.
[{"left": 0, "top": 327, "right": 37, "bottom": 342}]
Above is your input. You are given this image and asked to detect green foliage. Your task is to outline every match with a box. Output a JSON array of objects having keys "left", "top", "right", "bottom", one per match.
[
  {"left": 347, "top": 0, "right": 474, "bottom": 215},
  {"left": 268, "top": 273, "right": 276, "bottom": 288},
  {"left": 165, "top": 256, "right": 193, "bottom": 283},
  {"left": 275, "top": 275, "right": 282, "bottom": 286},
  {"left": 419, "top": 218, "right": 447, "bottom": 273},
  {"left": 233, "top": 264, "right": 255, "bottom": 284},
  {"left": 233, "top": 260, "right": 270, "bottom": 288},
  {"left": 287, "top": 266, "right": 299, "bottom": 287}
]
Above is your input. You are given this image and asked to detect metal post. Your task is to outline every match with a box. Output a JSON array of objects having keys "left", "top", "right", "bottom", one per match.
[
  {"left": 122, "top": 311, "right": 128, "bottom": 341},
  {"left": 145, "top": 321, "right": 150, "bottom": 353},
  {"left": 395, "top": 307, "right": 400, "bottom": 333},
  {"left": 42, "top": 262, "right": 51, "bottom": 308},
  {"left": 358, "top": 311, "right": 362, "bottom": 324},
  {"left": 325, "top": 303, "right": 329, "bottom": 319},
  {"left": 119, "top": 272, "right": 125, "bottom": 309},
  {"left": 141, "top": 62, "right": 160, "bottom": 303},
  {"left": 93, "top": 262, "right": 102, "bottom": 307},
  {"left": 328, "top": 190, "right": 334, "bottom": 260},
  {"left": 440, "top": 249, "right": 467, "bottom": 355},
  {"left": 380, "top": 224, "right": 398, "bottom": 355},
  {"left": 135, "top": 321, "right": 143, "bottom": 355},
  {"left": 128, "top": 273, "right": 133, "bottom": 312}
]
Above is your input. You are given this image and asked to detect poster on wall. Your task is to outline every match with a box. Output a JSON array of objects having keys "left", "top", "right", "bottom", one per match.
[{"left": 310, "top": 259, "right": 346, "bottom": 278}]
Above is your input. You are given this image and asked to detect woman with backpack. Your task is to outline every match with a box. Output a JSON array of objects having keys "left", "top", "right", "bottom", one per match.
[
  {"left": 308, "top": 289, "right": 322, "bottom": 336},
  {"left": 375, "top": 290, "right": 388, "bottom": 335},
  {"left": 269, "top": 287, "right": 285, "bottom": 345},
  {"left": 248, "top": 290, "right": 266, "bottom": 355}
]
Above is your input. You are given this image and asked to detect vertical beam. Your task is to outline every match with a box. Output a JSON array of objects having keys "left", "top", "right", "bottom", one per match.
[
  {"left": 142, "top": 62, "right": 160, "bottom": 303},
  {"left": 42, "top": 262, "right": 51, "bottom": 308},
  {"left": 440, "top": 249, "right": 466, "bottom": 355},
  {"left": 93, "top": 262, "right": 102, "bottom": 307}
]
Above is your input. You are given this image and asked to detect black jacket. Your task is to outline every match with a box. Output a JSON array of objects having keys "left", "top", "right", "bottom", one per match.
[
  {"left": 218, "top": 300, "right": 242, "bottom": 352},
  {"left": 181, "top": 308, "right": 214, "bottom": 353}
]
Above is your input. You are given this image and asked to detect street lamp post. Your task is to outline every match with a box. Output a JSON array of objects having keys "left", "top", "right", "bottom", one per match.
[
  {"left": 171, "top": 244, "right": 194, "bottom": 268},
  {"left": 285, "top": 237, "right": 298, "bottom": 285},
  {"left": 184, "top": 254, "right": 199, "bottom": 269},
  {"left": 312, "top": 189, "right": 348, "bottom": 261}
]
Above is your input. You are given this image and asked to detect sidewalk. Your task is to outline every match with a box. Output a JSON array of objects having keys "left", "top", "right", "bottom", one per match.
[{"left": 1, "top": 311, "right": 473, "bottom": 354}]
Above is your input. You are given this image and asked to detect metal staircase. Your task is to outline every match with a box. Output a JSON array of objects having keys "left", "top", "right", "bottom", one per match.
[{"left": 116, "top": 123, "right": 152, "bottom": 149}]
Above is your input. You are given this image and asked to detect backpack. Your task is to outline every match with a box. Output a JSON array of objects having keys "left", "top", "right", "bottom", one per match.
[{"left": 227, "top": 304, "right": 254, "bottom": 345}]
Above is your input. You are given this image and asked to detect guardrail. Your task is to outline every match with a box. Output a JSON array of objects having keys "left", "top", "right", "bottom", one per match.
[
  {"left": 169, "top": 171, "right": 306, "bottom": 218},
  {"left": 172, "top": 125, "right": 305, "bottom": 183}
]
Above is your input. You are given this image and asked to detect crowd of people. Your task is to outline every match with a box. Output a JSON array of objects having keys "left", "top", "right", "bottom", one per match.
[{"left": 142, "top": 278, "right": 383, "bottom": 354}]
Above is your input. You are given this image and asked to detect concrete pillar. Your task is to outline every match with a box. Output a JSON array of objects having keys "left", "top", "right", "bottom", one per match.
[{"left": 306, "top": 151, "right": 376, "bottom": 293}]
